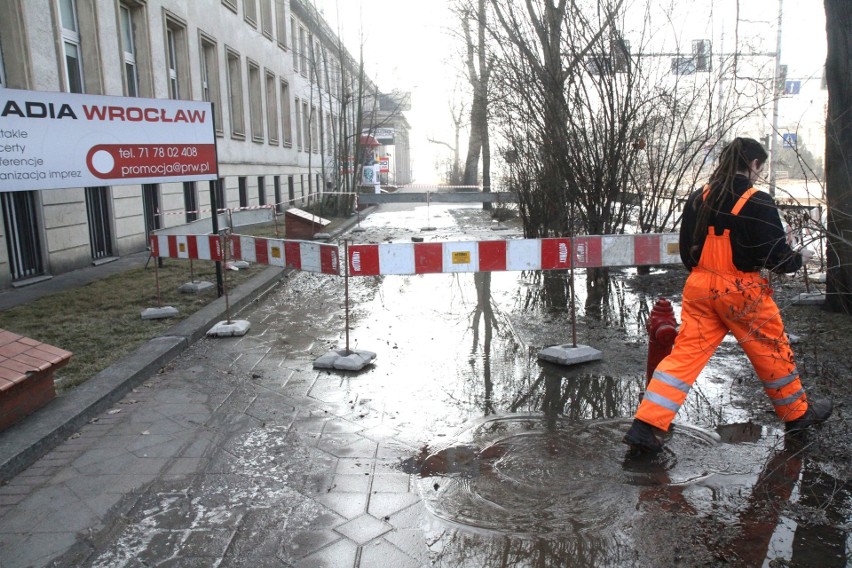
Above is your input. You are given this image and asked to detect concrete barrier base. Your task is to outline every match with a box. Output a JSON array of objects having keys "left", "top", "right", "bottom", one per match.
[
  {"left": 179, "top": 281, "right": 214, "bottom": 294},
  {"left": 794, "top": 292, "right": 825, "bottom": 305},
  {"left": 537, "top": 344, "right": 602, "bottom": 366},
  {"left": 314, "top": 348, "right": 377, "bottom": 371},
  {"left": 141, "top": 306, "right": 179, "bottom": 320},
  {"left": 207, "top": 320, "right": 251, "bottom": 337}
]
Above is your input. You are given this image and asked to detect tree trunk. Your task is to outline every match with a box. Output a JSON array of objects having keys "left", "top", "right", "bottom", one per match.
[
  {"left": 477, "top": 0, "right": 492, "bottom": 210},
  {"left": 463, "top": 92, "right": 483, "bottom": 187},
  {"left": 823, "top": 0, "right": 852, "bottom": 314}
]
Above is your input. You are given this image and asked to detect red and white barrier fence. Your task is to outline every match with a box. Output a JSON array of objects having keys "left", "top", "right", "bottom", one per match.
[
  {"left": 150, "top": 232, "right": 679, "bottom": 278},
  {"left": 149, "top": 234, "right": 224, "bottom": 261},
  {"left": 347, "top": 233, "right": 679, "bottom": 276},
  {"left": 229, "top": 235, "right": 339, "bottom": 275}
]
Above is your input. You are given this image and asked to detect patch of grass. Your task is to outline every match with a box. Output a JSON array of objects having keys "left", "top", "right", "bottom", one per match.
[
  {"left": 0, "top": 214, "right": 357, "bottom": 393},
  {"left": 0, "top": 258, "right": 263, "bottom": 392}
]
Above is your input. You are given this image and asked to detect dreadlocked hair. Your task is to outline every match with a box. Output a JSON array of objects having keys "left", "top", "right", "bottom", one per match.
[{"left": 690, "top": 137, "right": 768, "bottom": 256}]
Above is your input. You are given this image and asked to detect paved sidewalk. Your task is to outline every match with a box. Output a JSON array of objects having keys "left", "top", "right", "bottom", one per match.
[
  {"left": 0, "top": 204, "right": 444, "bottom": 567},
  {"left": 0, "top": 211, "right": 371, "bottom": 484},
  {"left": 0, "top": 267, "right": 433, "bottom": 566}
]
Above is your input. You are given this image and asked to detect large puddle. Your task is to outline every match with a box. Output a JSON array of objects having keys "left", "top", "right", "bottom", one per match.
[
  {"left": 336, "top": 204, "right": 850, "bottom": 566},
  {"left": 411, "top": 416, "right": 719, "bottom": 534}
]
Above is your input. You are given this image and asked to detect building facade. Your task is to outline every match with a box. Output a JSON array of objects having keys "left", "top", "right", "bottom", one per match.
[{"left": 0, "top": 0, "right": 409, "bottom": 288}]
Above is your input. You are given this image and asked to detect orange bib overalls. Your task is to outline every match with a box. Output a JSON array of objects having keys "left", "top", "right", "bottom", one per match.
[{"left": 635, "top": 187, "right": 809, "bottom": 431}]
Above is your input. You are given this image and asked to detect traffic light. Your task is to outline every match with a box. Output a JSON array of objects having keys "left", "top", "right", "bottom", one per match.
[
  {"left": 692, "top": 39, "right": 710, "bottom": 72},
  {"left": 612, "top": 38, "right": 630, "bottom": 73},
  {"left": 777, "top": 64, "right": 788, "bottom": 93}
]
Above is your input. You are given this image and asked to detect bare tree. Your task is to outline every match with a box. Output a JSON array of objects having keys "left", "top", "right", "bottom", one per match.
[
  {"left": 481, "top": 0, "right": 779, "bottom": 310},
  {"left": 428, "top": 96, "right": 467, "bottom": 185},
  {"left": 823, "top": 0, "right": 852, "bottom": 314},
  {"left": 454, "top": 0, "right": 493, "bottom": 207}
]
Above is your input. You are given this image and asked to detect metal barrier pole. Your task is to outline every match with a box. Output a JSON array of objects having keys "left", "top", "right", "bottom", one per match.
[
  {"left": 154, "top": 252, "right": 162, "bottom": 308},
  {"left": 344, "top": 239, "right": 351, "bottom": 355},
  {"left": 222, "top": 231, "right": 232, "bottom": 323},
  {"left": 209, "top": 179, "right": 224, "bottom": 297}
]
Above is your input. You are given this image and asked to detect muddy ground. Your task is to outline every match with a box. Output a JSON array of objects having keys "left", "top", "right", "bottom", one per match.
[
  {"left": 351, "top": 204, "right": 852, "bottom": 566},
  {"left": 629, "top": 266, "right": 852, "bottom": 472}
]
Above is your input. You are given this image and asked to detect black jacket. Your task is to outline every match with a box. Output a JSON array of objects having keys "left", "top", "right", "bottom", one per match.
[{"left": 680, "top": 174, "right": 803, "bottom": 273}]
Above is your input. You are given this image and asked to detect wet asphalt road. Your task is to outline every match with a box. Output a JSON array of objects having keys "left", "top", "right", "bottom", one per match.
[{"left": 0, "top": 198, "right": 849, "bottom": 567}]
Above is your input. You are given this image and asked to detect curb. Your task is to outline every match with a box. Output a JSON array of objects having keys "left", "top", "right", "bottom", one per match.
[{"left": 0, "top": 209, "right": 375, "bottom": 483}]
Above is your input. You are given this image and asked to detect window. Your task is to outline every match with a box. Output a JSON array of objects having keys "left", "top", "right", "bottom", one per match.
[
  {"left": 142, "top": 184, "right": 161, "bottom": 237},
  {"left": 291, "top": 17, "right": 298, "bottom": 69},
  {"left": 317, "top": 111, "right": 327, "bottom": 151},
  {"left": 308, "top": 36, "right": 315, "bottom": 82},
  {"left": 166, "top": 27, "right": 178, "bottom": 97},
  {"left": 214, "top": 178, "right": 227, "bottom": 210},
  {"left": 273, "top": 176, "right": 282, "bottom": 212},
  {"left": 280, "top": 80, "right": 292, "bottom": 146},
  {"left": 119, "top": 5, "right": 138, "bottom": 96},
  {"left": 118, "top": 2, "right": 151, "bottom": 97},
  {"left": 311, "top": 105, "right": 318, "bottom": 153},
  {"left": 238, "top": 176, "right": 248, "bottom": 207},
  {"left": 244, "top": 0, "right": 257, "bottom": 27},
  {"left": 257, "top": 176, "right": 266, "bottom": 206},
  {"left": 248, "top": 59, "right": 263, "bottom": 142},
  {"left": 59, "top": 0, "right": 85, "bottom": 92},
  {"left": 85, "top": 186, "right": 113, "bottom": 260},
  {"left": 299, "top": 26, "right": 307, "bottom": 77},
  {"left": 275, "top": 0, "right": 287, "bottom": 49},
  {"left": 265, "top": 70, "right": 278, "bottom": 144},
  {"left": 314, "top": 40, "right": 321, "bottom": 85},
  {"left": 183, "top": 182, "right": 198, "bottom": 222},
  {"left": 302, "top": 100, "right": 310, "bottom": 152},
  {"left": 294, "top": 97, "right": 302, "bottom": 151},
  {"left": 199, "top": 33, "right": 223, "bottom": 134},
  {"left": 221, "top": 0, "right": 237, "bottom": 13},
  {"left": 326, "top": 111, "right": 333, "bottom": 155},
  {"left": 611, "top": 39, "right": 630, "bottom": 73},
  {"left": 164, "top": 14, "right": 189, "bottom": 99},
  {"left": 260, "top": 0, "right": 273, "bottom": 39},
  {"left": 226, "top": 48, "right": 245, "bottom": 138},
  {"left": 692, "top": 39, "right": 710, "bottom": 72},
  {"left": 329, "top": 60, "right": 337, "bottom": 96},
  {"left": 331, "top": 113, "right": 337, "bottom": 155},
  {"left": 322, "top": 48, "right": 330, "bottom": 92}
]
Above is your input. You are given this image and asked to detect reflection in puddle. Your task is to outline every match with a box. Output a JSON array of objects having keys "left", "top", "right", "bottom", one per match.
[
  {"left": 413, "top": 416, "right": 718, "bottom": 538},
  {"left": 410, "top": 418, "right": 850, "bottom": 567}
]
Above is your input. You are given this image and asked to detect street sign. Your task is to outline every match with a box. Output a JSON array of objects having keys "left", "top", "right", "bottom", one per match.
[
  {"left": 782, "top": 133, "right": 798, "bottom": 148},
  {"left": 785, "top": 80, "right": 801, "bottom": 95},
  {"left": 0, "top": 88, "right": 217, "bottom": 192}
]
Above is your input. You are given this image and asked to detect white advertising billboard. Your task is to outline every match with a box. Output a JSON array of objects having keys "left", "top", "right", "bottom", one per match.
[
  {"left": 0, "top": 88, "right": 218, "bottom": 192},
  {"left": 361, "top": 164, "right": 380, "bottom": 186}
]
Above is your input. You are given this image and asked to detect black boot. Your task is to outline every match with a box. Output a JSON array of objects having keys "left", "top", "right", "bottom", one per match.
[
  {"left": 623, "top": 418, "right": 664, "bottom": 453},
  {"left": 785, "top": 397, "right": 833, "bottom": 432}
]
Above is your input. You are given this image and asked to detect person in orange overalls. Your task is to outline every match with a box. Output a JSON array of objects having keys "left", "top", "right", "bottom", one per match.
[{"left": 624, "top": 137, "right": 832, "bottom": 453}]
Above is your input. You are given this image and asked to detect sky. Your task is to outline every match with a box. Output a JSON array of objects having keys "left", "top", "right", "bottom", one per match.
[
  {"left": 313, "top": 0, "right": 828, "bottom": 186},
  {"left": 314, "top": 0, "right": 460, "bottom": 184}
]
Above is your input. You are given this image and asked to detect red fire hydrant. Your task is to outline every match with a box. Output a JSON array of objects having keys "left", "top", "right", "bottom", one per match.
[{"left": 646, "top": 298, "right": 678, "bottom": 386}]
